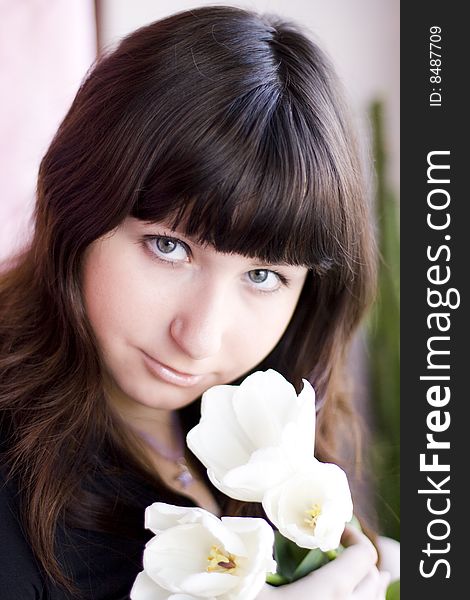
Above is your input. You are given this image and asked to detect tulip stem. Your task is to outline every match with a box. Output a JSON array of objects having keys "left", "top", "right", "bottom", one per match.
[
  {"left": 267, "top": 532, "right": 339, "bottom": 586},
  {"left": 266, "top": 572, "right": 290, "bottom": 586}
]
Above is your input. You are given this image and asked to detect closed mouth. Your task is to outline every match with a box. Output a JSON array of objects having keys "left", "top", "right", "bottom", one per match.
[{"left": 141, "top": 351, "right": 205, "bottom": 387}]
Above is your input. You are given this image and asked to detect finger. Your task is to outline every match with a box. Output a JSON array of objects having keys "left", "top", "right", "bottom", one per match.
[
  {"left": 378, "top": 571, "right": 391, "bottom": 600},
  {"left": 306, "top": 527, "right": 377, "bottom": 592},
  {"left": 293, "top": 542, "right": 377, "bottom": 597},
  {"left": 341, "top": 526, "right": 378, "bottom": 561},
  {"left": 351, "top": 566, "right": 381, "bottom": 599},
  {"left": 341, "top": 525, "right": 377, "bottom": 553},
  {"left": 332, "top": 526, "right": 378, "bottom": 573},
  {"left": 279, "top": 527, "right": 379, "bottom": 598},
  {"left": 377, "top": 535, "right": 400, "bottom": 580}
]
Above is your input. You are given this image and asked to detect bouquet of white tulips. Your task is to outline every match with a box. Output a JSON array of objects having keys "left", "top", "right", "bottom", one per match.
[{"left": 131, "top": 370, "right": 354, "bottom": 599}]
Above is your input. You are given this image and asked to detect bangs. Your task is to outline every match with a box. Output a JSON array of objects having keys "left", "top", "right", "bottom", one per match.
[{"left": 131, "top": 98, "right": 344, "bottom": 276}]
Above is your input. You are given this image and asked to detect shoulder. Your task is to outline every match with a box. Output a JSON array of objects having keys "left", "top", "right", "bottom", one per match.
[
  {"left": 0, "top": 467, "right": 47, "bottom": 598},
  {"left": 0, "top": 462, "right": 146, "bottom": 600}
]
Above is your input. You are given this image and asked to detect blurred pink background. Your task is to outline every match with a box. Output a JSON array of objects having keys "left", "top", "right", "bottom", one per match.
[{"left": 0, "top": 0, "right": 96, "bottom": 261}]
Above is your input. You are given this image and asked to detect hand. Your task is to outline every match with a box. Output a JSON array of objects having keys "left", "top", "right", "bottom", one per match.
[
  {"left": 257, "top": 525, "right": 390, "bottom": 599},
  {"left": 377, "top": 535, "right": 400, "bottom": 582}
]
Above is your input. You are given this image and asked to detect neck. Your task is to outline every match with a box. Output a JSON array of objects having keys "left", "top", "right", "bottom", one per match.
[
  {"left": 102, "top": 376, "right": 198, "bottom": 491},
  {"left": 103, "top": 374, "right": 179, "bottom": 450}
]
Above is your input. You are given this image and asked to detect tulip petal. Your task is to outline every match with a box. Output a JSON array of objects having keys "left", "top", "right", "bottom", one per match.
[
  {"left": 294, "top": 379, "right": 316, "bottom": 450},
  {"left": 169, "top": 595, "right": 205, "bottom": 600},
  {"left": 280, "top": 422, "right": 314, "bottom": 470},
  {"left": 219, "top": 446, "right": 294, "bottom": 501},
  {"left": 231, "top": 370, "right": 300, "bottom": 448},
  {"left": 187, "top": 385, "right": 252, "bottom": 477},
  {"left": 130, "top": 570, "right": 169, "bottom": 600},
  {"left": 143, "top": 524, "right": 212, "bottom": 591},
  {"left": 145, "top": 503, "right": 210, "bottom": 535},
  {"left": 221, "top": 515, "right": 273, "bottom": 539},
  {"left": 205, "top": 468, "right": 257, "bottom": 502},
  {"left": 197, "top": 511, "right": 248, "bottom": 557},
  {"left": 180, "top": 572, "right": 239, "bottom": 597},
  {"left": 235, "top": 569, "right": 271, "bottom": 600},
  {"left": 222, "top": 516, "right": 277, "bottom": 572}
]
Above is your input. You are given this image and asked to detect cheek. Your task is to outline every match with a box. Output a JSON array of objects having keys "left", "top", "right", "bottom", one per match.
[
  {"left": 231, "top": 295, "right": 301, "bottom": 365},
  {"left": 82, "top": 248, "right": 158, "bottom": 342},
  {"left": 82, "top": 256, "right": 189, "bottom": 358}
]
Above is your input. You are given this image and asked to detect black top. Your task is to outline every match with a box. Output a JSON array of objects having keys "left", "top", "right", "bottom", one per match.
[{"left": 0, "top": 450, "right": 200, "bottom": 600}]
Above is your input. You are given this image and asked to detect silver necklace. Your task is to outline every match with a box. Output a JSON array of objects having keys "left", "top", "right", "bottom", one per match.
[{"left": 135, "top": 413, "right": 194, "bottom": 490}]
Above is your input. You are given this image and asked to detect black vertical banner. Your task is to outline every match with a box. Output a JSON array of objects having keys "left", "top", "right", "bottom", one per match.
[{"left": 401, "top": 3, "right": 466, "bottom": 597}]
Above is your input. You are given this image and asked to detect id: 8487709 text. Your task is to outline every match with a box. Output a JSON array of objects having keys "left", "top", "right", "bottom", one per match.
[{"left": 429, "top": 26, "right": 443, "bottom": 107}]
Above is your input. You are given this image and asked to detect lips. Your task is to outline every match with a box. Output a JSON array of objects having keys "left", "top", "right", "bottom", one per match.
[{"left": 141, "top": 351, "right": 205, "bottom": 387}]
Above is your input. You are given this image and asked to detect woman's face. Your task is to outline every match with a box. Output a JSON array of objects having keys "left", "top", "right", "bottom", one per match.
[{"left": 82, "top": 217, "right": 308, "bottom": 414}]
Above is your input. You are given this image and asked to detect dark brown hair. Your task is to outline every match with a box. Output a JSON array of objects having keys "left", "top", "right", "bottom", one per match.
[{"left": 0, "top": 5, "right": 376, "bottom": 592}]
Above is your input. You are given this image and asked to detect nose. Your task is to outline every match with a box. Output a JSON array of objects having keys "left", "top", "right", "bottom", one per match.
[{"left": 169, "top": 281, "right": 228, "bottom": 360}]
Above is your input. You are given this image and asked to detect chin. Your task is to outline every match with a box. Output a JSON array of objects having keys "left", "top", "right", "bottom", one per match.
[{"left": 131, "top": 383, "right": 202, "bottom": 411}]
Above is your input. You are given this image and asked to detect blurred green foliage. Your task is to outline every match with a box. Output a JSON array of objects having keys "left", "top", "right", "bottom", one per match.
[
  {"left": 386, "top": 580, "right": 400, "bottom": 600},
  {"left": 367, "top": 101, "right": 400, "bottom": 541}
]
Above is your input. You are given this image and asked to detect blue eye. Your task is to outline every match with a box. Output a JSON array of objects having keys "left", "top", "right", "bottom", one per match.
[
  {"left": 247, "top": 269, "right": 282, "bottom": 292},
  {"left": 147, "top": 236, "right": 189, "bottom": 262},
  {"left": 156, "top": 238, "right": 177, "bottom": 254},
  {"left": 249, "top": 269, "right": 269, "bottom": 284}
]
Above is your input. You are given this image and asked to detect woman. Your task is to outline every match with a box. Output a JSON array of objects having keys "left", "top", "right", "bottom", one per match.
[{"left": 0, "top": 6, "right": 395, "bottom": 598}]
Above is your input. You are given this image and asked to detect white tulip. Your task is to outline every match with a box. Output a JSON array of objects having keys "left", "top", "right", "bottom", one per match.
[
  {"left": 130, "top": 503, "right": 276, "bottom": 600},
  {"left": 262, "top": 460, "right": 353, "bottom": 552},
  {"left": 186, "top": 370, "right": 316, "bottom": 501},
  {"left": 131, "top": 570, "right": 197, "bottom": 599}
]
